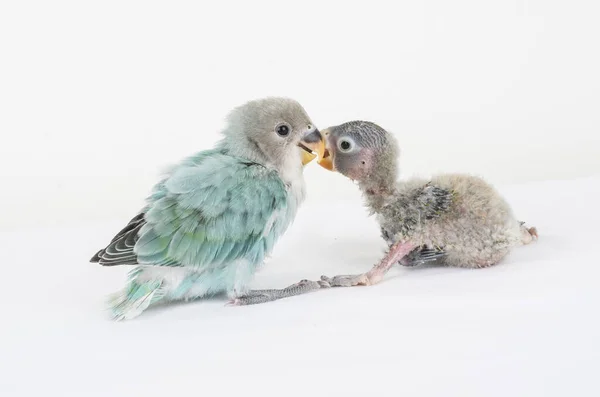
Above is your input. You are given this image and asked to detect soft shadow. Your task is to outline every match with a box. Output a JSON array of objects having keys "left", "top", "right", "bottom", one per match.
[{"left": 111, "top": 293, "right": 228, "bottom": 322}]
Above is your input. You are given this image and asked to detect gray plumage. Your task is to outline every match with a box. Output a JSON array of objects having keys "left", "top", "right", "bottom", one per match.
[{"left": 323, "top": 121, "right": 538, "bottom": 271}]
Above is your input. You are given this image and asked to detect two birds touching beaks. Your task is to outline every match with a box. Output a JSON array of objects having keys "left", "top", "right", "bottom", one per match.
[{"left": 91, "top": 97, "right": 538, "bottom": 321}]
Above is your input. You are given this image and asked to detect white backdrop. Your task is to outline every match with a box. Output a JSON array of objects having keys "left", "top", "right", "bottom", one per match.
[
  {"left": 3, "top": 3, "right": 600, "bottom": 396},
  {"left": 1, "top": 0, "right": 599, "bottom": 227}
]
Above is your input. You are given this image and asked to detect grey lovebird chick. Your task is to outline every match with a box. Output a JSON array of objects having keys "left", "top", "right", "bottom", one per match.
[
  {"left": 317, "top": 121, "right": 538, "bottom": 287},
  {"left": 232, "top": 120, "right": 538, "bottom": 305},
  {"left": 90, "top": 97, "right": 326, "bottom": 319}
]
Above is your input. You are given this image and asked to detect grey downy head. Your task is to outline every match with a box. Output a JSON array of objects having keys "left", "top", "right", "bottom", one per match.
[
  {"left": 219, "top": 97, "right": 325, "bottom": 169},
  {"left": 316, "top": 120, "right": 399, "bottom": 185}
]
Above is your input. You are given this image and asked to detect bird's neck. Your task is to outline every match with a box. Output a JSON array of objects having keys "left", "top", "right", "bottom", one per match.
[
  {"left": 217, "top": 135, "right": 268, "bottom": 165},
  {"left": 217, "top": 134, "right": 304, "bottom": 185},
  {"left": 358, "top": 173, "right": 398, "bottom": 212}
]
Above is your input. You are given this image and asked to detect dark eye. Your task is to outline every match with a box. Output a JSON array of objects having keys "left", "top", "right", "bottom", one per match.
[
  {"left": 338, "top": 137, "right": 355, "bottom": 152},
  {"left": 276, "top": 124, "right": 290, "bottom": 137}
]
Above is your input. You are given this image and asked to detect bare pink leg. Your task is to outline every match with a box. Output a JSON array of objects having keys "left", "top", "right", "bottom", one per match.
[{"left": 321, "top": 241, "right": 416, "bottom": 287}]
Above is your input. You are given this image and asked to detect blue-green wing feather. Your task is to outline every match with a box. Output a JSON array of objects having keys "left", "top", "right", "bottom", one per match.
[{"left": 94, "top": 150, "right": 289, "bottom": 272}]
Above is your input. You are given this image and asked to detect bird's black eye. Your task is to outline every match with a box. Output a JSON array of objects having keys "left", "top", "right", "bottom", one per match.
[
  {"left": 276, "top": 124, "right": 290, "bottom": 137},
  {"left": 338, "top": 137, "right": 355, "bottom": 153}
]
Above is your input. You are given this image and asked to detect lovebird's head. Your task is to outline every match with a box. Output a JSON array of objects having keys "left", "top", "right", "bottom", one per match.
[
  {"left": 221, "top": 97, "right": 324, "bottom": 169},
  {"left": 316, "top": 121, "right": 399, "bottom": 187}
]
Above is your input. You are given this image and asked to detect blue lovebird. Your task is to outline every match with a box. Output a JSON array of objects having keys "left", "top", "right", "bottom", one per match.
[{"left": 90, "top": 97, "right": 325, "bottom": 320}]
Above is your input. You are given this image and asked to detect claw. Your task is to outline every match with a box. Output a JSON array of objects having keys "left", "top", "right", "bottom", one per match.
[
  {"left": 226, "top": 298, "right": 241, "bottom": 306},
  {"left": 317, "top": 280, "right": 331, "bottom": 288}
]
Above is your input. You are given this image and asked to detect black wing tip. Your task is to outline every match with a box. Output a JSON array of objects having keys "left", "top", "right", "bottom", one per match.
[
  {"left": 89, "top": 212, "right": 146, "bottom": 266},
  {"left": 90, "top": 250, "right": 103, "bottom": 263},
  {"left": 98, "top": 261, "right": 124, "bottom": 267},
  {"left": 90, "top": 253, "right": 134, "bottom": 266}
]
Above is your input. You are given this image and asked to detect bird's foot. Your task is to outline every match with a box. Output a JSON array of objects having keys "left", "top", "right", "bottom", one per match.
[
  {"left": 227, "top": 289, "right": 271, "bottom": 306},
  {"left": 320, "top": 273, "right": 371, "bottom": 287},
  {"left": 226, "top": 298, "right": 242, "bottom": 306},
  {"left": 227, "top": 290, "right": 278, "bottom": 306},
  {"left": 528, "top": 227, "right": 538, "bottom": 240},
  {"left": 227, "top": 279, "right": 328, "bottom": 306},
  {"left": 519, "top": 222, "right": 539, "bottom": 245}
]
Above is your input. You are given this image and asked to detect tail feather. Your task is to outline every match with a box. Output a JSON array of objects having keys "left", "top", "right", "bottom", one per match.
[{"left": 107, "top": 276, "right": 165, "bottom": 321}]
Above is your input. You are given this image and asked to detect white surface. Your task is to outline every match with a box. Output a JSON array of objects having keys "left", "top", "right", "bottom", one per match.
[
  {"left": 2, "top": 1, "right": 599, "bottom": 395},
  {"left": 1, "top": 1, "right": 600, "bottom": 227},
  {"left": 1, "top": 176, "right": 599, "bottom": 397}
]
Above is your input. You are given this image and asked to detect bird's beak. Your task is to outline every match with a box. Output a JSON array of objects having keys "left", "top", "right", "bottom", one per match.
[
  {"left": 315, "top": 128, "right": 334, "bottom": 171},
  {"left": 298, "top": 129, "right": 326, "bottom": 166}
]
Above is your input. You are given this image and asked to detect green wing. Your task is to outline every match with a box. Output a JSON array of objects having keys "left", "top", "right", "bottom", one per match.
[{"left": 91, "top": 150, "right": 289, "bottom": 269}]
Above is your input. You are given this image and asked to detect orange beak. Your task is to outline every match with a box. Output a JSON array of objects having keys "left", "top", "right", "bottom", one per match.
[{"left": 316, "top": 128, "right": 334, "bottom": 171}]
